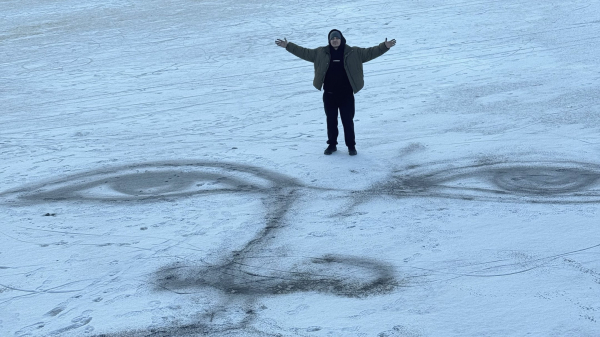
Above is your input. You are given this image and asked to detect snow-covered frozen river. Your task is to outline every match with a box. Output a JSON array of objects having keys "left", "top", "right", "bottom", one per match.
[{"left": 2, "top": 0, "right": 600, "bottom": 336}]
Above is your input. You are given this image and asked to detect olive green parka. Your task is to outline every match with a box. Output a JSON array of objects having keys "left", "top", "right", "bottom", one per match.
[{"left": 285, "top": 32, "right": 389, "bottom": 94}]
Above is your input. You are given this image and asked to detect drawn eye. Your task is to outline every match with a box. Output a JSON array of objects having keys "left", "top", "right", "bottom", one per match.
[
  {"left": 1, "top": 161, "right": 297, "bottom": 203},
  {"left": 385, "top": 160, "right": 600, "bottom": 203}
]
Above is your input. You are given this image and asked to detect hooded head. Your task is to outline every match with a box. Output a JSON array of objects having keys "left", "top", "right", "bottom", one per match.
[{"left": 328, "top": 29, "right": 346, "bottom": 50}]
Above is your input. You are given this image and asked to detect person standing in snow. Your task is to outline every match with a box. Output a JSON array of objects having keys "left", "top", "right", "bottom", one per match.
[{"left": 276, "top": 29, "right": 396, "bottom": 156}]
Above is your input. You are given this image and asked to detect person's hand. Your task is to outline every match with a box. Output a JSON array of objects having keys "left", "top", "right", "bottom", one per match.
[
  {"left": 275, "top": 38, "right": 288, "bottom": 48},
  {"left": 384, "top": 38, "right": 396, "bottom": 49}
]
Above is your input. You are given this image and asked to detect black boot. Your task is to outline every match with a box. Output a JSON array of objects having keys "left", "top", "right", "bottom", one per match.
[
  {"left": 348, "top": 146, "right": 357, "bottom": 156},
  {"left": 324, "top": 145, "right": 337, "bottom": 155}
]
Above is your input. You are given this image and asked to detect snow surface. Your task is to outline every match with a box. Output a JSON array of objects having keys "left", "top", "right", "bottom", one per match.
[{"left": 2, "top": 0, "right": 600, "bottom": 336}]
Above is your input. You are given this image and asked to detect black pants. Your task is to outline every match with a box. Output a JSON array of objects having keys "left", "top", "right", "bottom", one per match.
[{"left": 323, "top": 91, "right": 356, "bottom": 147}]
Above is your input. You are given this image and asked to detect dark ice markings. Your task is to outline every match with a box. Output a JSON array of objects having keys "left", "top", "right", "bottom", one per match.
[
  {"left": 0, "top": 161, "right": 301, "bottom": 204},
  {"left": 492, "top": 166, "right": 600, "bottom": 196},
  {"left": 155, "top": 254, "right": 399, "bottom": 298},
  {"left": 49, "top": 315, "right": 92, "bottom": 336},
  {"left": 45, "top": 306, "right": 65, "bottom": 317},
  {"left": 366, "top": 159, "right": 600, "bottom": 204}
]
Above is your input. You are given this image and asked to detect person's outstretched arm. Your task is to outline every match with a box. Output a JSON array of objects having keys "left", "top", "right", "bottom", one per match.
[
  {"left": 275, "top": 38, "right": 318, "bottom": 63},
  {"left": 358, "top": 38, "right": 396, "bottom": 63}
]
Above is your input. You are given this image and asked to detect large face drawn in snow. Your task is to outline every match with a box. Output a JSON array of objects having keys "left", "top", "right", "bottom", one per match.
[
  {"left": 2, "top": 157, "right": 600, "bottom": 336},
  {"left": 0, "top": 161, "right": 399, "bottom": 336}
]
